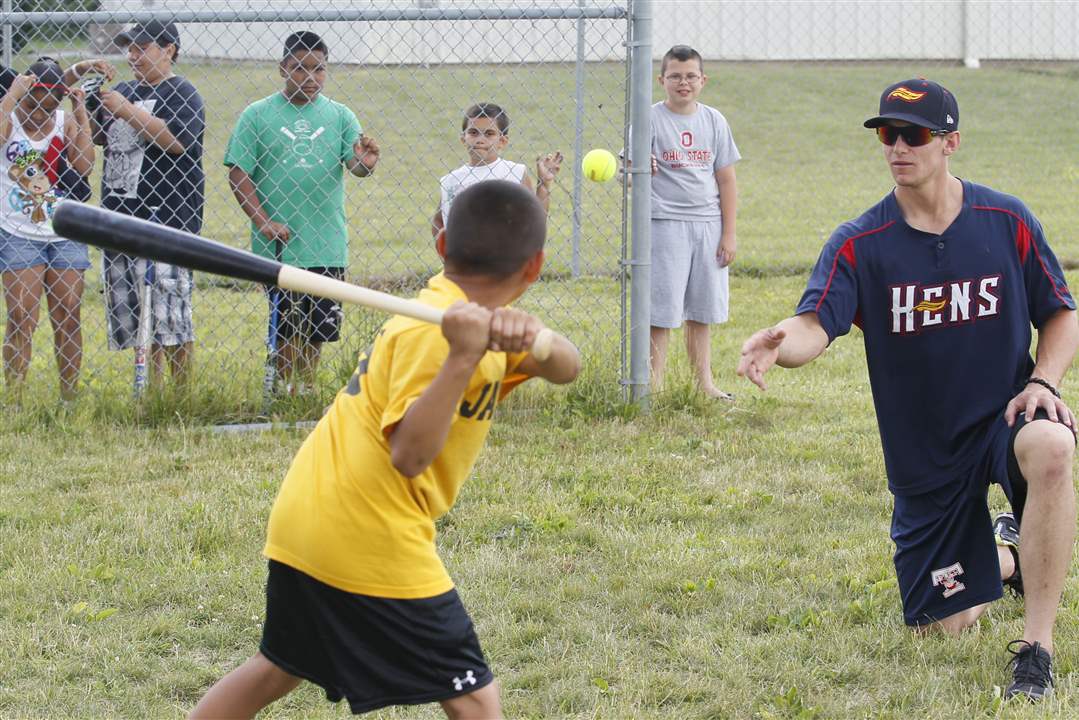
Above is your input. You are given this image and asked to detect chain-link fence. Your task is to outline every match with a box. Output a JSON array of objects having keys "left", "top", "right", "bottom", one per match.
[
  {"left": 3, "top": 0, "right": 1079, "bottom": 419},
  {"left": 0, "top": 1, "right": 632, "bottom": 418}
]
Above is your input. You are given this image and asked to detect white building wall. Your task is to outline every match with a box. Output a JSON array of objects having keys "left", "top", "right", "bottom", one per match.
[{"left": 97, "top": 0, "right": 1079, "bottom": 63}]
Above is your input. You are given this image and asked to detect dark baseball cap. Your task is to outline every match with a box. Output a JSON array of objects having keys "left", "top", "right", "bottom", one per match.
[
  {"left": 116, "top": 20, "right": 180, "bottom": 49},
  {"left": 863, "top": 78, "right": 958, "bottom": 132},
  {"left": 25, "top": 58, "right": 65, "bottom": 92}
]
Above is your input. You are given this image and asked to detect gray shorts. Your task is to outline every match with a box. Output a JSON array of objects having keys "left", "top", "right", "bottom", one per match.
[
  {"left": 651, "top": 219, "right": 729, "bottom": 328},
  {"left": 103, "top": 251, "right": 194, "bottom": 350}
]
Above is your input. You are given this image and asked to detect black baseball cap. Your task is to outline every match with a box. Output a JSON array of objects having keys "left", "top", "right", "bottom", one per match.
[
  {"left": 25, "top": 58, "right": 65, "bottom": 92},
  {"left": 116, "top": 20, "right": 180, "bottom": 49},
  {"left": 863, "top": 78, "right": 958, "bottom": 132}
]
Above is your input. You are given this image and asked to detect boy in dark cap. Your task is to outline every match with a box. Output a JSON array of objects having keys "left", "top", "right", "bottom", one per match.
[{"left": 95, "top": 20, "right": 205, "bottom": 387}]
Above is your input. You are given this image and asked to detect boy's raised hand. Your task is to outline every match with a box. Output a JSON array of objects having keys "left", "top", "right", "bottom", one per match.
[
  {"left": 442, "top": 301, "right": 492, "bottom": 362},
  {"left": 536, "top": 151, "right": 563, "bottom": 187},
  {"left": 488, "top": 307, "right": 543, "bottom": 354},
  {"left": 353, "top": 134, "right": 380, "bottom": 171}
]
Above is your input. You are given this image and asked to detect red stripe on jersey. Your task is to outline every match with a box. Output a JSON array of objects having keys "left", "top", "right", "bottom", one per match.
[
  {"left": 815, "top": 221, "right": 895, "bottom": 313},
  {"left": 1015, "top": 221, "right": 1031, "bottom": 264},
  {"left": 973, "top": 205, "right": 1072, "bottom": 306}
]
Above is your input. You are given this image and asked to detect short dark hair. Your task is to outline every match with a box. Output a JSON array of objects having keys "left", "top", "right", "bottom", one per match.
[
  {"left": 660, "top": 45, "right": 703, "bottom": 76},
  {"left": 461, "top": 102, "right": 510, "bottom": 135},
  {"left": 444, "top": 180, "right": 545, "bottom": 278},
  {"left": 283, "top": 31, "right": 328, "bottom": 60}
]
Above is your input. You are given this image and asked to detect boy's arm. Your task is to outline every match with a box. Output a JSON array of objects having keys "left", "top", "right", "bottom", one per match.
[
  {"left": 389, "top": 302, "right": 491, "bottom": 478},
  {"left": 99, "top": 90, "right": 184, "bottom": 154},
  {"left": 491, "top": 307, "right": 580, "bottom": 385},
  {"left": 346, "top": 134, "right": 379, "bottom": 177},
  {"left": 715, "top": 164, "right": 738, "bottom": 267},
  {"left": 533, "top": 152, "right": 563, "bottom": 213},
  {"left": 228, "top": 165, "right": 290, "bottom": 243},
  {"left": 62, "top": 58, "right": 115, "bottom": 87},
  {"left": 431, "top": 205, "right": 444, "bottom": 238}
]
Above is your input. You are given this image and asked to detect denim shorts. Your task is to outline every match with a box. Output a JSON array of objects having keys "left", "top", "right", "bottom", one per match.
[{"left": 0, "top": 228, "right": 91, "bottom": 272}]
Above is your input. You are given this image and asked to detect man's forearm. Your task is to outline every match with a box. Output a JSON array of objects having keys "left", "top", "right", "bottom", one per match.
[
  {"left": 1033, "top": 309, "right": 1079, "bottom": 388},
  {"left": 775, "top": 314, "right": 830, "bottom": 368}
]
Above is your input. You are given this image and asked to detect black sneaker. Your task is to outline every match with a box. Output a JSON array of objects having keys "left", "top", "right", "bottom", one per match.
[
  {"left": 993, "top": 512, "right": 1023, "bottom": 597},
  {"left": 1005, "top": 640, "right": 1053, "bottom": 701}
]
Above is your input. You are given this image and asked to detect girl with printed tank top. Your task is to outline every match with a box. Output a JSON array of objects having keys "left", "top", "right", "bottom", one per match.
[{"left": 0, "top": 58, "right": 95, "bottom": 401}]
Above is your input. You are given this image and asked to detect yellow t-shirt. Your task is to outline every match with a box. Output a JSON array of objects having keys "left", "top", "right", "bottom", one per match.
[{"left": 264, "top": 273, "right": 530, "bottom": 599}]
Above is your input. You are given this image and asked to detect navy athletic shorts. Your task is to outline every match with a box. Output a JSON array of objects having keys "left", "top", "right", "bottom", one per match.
[
  {"left": 259, "top": 560, "right": 494, "bottom": 714},
  {"left": 891, "top": 409, "right": 1073, "bottom": 626}
]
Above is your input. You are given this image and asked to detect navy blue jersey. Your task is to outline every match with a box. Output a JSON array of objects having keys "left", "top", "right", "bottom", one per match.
[{"left": 797, "top": 180, "right": 1075, "bottom": 495}]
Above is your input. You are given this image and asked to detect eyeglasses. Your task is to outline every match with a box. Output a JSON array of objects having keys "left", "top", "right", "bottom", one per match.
[
  {"left": 664, "top": 73, "right": 701, "bottom": 84},
  {"left": 876, "top": 125, "right": 951, "bottom": 147}
]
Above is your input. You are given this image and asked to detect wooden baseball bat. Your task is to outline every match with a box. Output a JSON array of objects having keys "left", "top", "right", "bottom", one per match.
[{"left": 52, "top": 201, "right": 555, "bottom": 361}]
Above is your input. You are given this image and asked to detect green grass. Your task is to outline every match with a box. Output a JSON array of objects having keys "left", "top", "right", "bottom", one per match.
[
  {"left": 4, "top": 270, "right": 1079, "bottom": 718},
  {"left": 4, "top": 58, "right": 1079, "bottom": 718}
]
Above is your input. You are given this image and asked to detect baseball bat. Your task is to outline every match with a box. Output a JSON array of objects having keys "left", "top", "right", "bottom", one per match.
[
  {"left": 53, "top": 201, "right": 556, "bottom": 361},
  {"left": 262, "top": 237, "right": 283, "bottom": 411},
  {"left": 133, "top": 258, "right": 154, "bottom": 398}
]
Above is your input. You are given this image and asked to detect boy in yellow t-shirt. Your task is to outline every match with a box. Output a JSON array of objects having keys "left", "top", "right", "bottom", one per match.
[{"left": 189, "top": 180, "right": 580, "bottom": 720}]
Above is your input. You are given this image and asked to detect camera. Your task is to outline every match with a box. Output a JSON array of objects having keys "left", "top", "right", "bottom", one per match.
[{"left": 80, "top": 75, "right": 106, "bottom": 116}]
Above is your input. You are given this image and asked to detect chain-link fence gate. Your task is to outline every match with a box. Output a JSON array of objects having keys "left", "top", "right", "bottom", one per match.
[
  {"left": 4, "top": 0, "right": 1079, "bottom": 420},
  {"left": 0, "top": 1, "right": 632, "bottom": 419}
]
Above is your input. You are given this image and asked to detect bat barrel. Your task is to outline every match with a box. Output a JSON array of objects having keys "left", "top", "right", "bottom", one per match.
[{"left": 53, "top": 200, "right": 282, "bottom": 286}]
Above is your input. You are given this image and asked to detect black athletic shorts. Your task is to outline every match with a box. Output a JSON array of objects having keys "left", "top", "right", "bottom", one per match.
[
  {"left": 259, "top": 560, "right": 494, "bottom": 714},
  {"left": 269, "top": 267, "right": 344, "bottom": 344},
  {"left": 892, "top": 408, "right": 1075, "bottom": 626}
]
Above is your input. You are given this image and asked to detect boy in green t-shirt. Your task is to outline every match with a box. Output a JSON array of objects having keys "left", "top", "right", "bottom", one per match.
[{"left": 224, "top": 30, "right": 380, "bottom": 395}]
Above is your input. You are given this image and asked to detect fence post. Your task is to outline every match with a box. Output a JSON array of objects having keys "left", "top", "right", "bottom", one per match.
[
  {"left": 628, "top": 0, "right": 651, "bottom": 407},
  {"left": 570, "top": 0, "right": 586, "bottom": 278},
  {"left": 3, "top": 0, "right": 12, "bottom": 68}
]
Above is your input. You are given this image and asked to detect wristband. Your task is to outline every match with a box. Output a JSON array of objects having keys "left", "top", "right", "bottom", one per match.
[{"left": 1025, "top": 376, "right": 1061, "bottom": 398}]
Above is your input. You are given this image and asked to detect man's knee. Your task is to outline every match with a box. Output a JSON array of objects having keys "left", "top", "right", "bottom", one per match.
[
  {"left": 919, "top": 604, "right": 988, "bottom": 637},
  {"left": 1015, "top": 420, "right": 1076, "bottom": 489}
]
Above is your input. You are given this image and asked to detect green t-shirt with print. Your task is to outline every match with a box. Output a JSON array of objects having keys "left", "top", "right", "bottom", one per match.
[{"left": 224, "top": 93, "right": 362, "bottom": 268}]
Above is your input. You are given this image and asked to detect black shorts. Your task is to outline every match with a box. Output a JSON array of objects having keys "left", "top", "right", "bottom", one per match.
[
  {"left": 269, "top": 267, "right": 344, "bottom": 344},
  {"left": 259, "top": 560, "right": 494, "bottom": 714},
  {"left": 892, "top": 409, "right": 1075, "bottom": 626}
]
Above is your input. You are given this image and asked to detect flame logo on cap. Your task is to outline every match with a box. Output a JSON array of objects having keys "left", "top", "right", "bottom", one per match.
[{"left": 888, "top": 87, "right": 927, "bottom": 103}]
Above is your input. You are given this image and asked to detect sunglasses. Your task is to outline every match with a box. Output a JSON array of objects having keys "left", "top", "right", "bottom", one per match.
[{"left": 876, "top": 125, "right": 951, "bottom": 147}]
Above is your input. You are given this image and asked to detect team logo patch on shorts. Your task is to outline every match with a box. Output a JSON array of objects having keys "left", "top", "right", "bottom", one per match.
[{"left": 931, "top": 562, "right": 966, "bottom": 598}]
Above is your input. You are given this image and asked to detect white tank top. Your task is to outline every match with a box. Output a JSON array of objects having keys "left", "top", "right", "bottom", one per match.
[
  {"left": 439, "top": 158, "right": 527, "bottom": 223},
  {"left": 0, "top": 109, "right": 67, "bottom": 241}
]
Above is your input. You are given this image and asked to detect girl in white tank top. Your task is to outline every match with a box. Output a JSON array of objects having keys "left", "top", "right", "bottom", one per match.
[
  {"left": 0, "top": 58, "right": 98, "bottom": 402},
  {"left": 0, "top": 107, "right": 67, "bottom": 239}
]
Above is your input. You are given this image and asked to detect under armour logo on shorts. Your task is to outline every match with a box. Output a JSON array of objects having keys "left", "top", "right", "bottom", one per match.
[{"left": 453, "top": 670, "right": 477, "bottom": 691}]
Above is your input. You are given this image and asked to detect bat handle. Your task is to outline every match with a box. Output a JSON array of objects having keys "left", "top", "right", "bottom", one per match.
[{"left": 530, "top": 327, "right": 555, "bottom": 362}]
